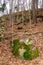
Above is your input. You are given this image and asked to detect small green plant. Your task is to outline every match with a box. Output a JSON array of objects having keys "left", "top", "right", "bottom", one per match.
[
  {"left": 23, "top": 51, "right": 32, "bottom": 60},
  {"left": 11, "top": 37, "right": 39, "bottom": 60},
  {"left": 32, "top": 48, "right": 39, "bottom": 58},
  {"left": 11, "top": 39, "right": 20, "bottom": 57}
]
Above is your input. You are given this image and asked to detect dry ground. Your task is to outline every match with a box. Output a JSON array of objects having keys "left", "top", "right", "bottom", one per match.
[{"left": 0, "top": 20, "right": 43, "bottom": 65}]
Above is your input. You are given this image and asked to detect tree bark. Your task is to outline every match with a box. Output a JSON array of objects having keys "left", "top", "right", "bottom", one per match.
[
  {"left": 9, "top": 0, "right": 13, "bottom": 26},
  {"left": 31, "top": 0, "right": 37, "bottom": 24},
  {"left": 35, "top": 0, "right": 38, "bottom": 14},
  {"left": 42, "top": 0, "right": 43, "bottom": 8}
]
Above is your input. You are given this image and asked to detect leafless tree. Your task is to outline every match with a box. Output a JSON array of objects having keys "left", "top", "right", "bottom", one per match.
[
  {"left": 42, "top": 0, "right": 43, "bottom": 8},
  {"left": 31, "top": 0, "right": 37, "bottom": 24},
  {"left": 9, "top": 0, "right": 13, "bottom": 26},
  {"left": 35, "top": 0, "right": 38, "bottom": 14}
]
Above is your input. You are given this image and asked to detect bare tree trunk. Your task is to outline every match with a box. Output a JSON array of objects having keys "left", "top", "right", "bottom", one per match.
[
  {"left": 35, "top": 0, "right": 38, "bottom": 9},
  {"left": 22, "top": 0, "right": 25, "bottom": 23},
  {"left": 16, "top": 0, "right": 19, "bottom": 23},
  {"left": 35, "top": 0, "right": 38, "bottom": 14},
  {"left": 9, "top": 0, "right": 13, "bottom": 26},
  {"left": 9, "top": 0, "right": 14, "bottom": 42},
  {"left": 42, "top": 0, "right": 43, "bottom": 8},
  {"left": 32, "top": 0, "right": 37, "bottom": 24}
]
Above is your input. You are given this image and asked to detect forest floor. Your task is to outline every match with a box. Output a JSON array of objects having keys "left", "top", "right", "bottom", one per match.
[{"left": 0, "top": 19, "right": 43, "bottom": 65}]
